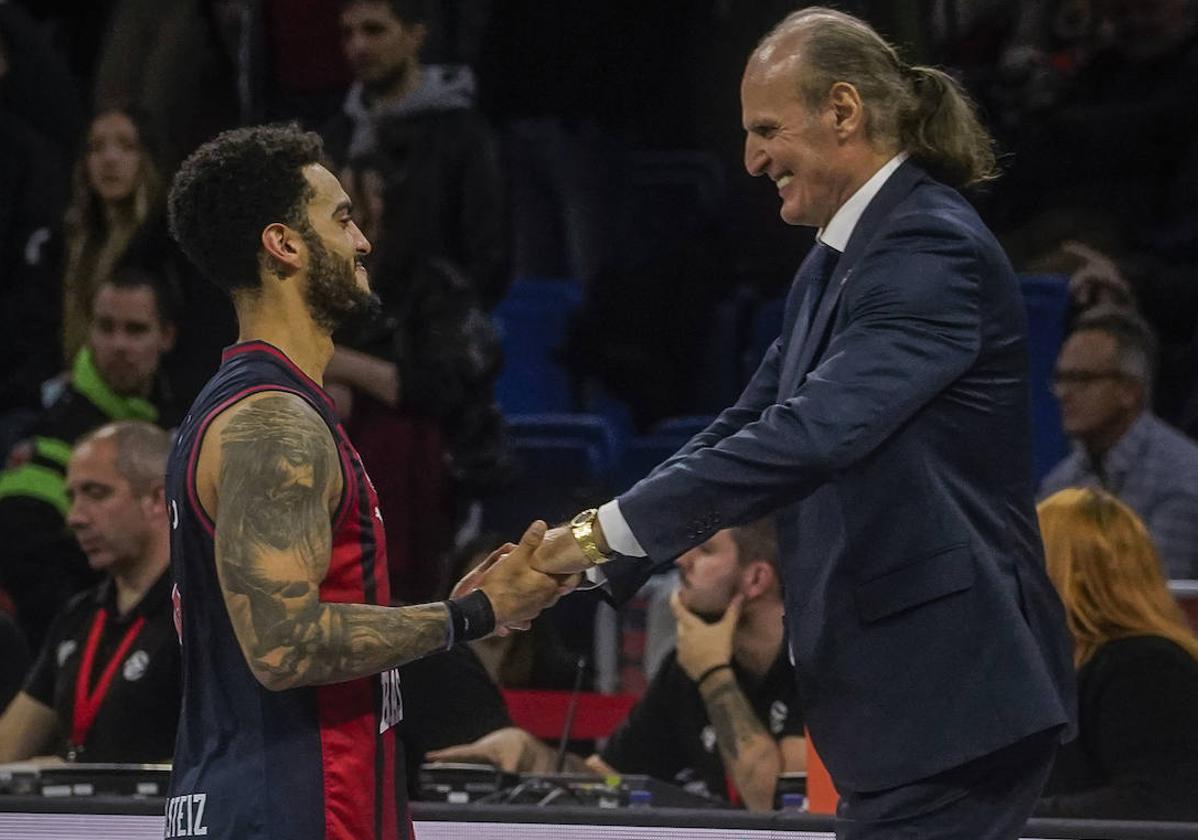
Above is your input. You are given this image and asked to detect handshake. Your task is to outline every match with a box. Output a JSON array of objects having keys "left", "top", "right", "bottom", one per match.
[{"left": 449, "top": 517, "right": 608, "bottom": 636}]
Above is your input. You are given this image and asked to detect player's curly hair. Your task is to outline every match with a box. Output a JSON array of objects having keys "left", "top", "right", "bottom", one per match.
[{"left": 167, "top": 123, "right": 324, "bottom": 294}]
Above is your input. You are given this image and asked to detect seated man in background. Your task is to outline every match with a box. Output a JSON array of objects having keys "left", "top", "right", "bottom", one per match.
[
  {"left": 430, "top": 520, "right": 805, "bottom": 811},
  {"left": 0, "top": 265, "right": 178, "bottom": 651},
  {"left": 1040, "top": 309, "right": 1198, "bottom": 579},
  {"left": 0, "top": 421, "right": 179, "bottom": 764}
]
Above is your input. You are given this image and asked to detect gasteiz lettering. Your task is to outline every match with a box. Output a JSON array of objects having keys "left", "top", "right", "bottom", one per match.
[{"left": 164, "top": 793, "right": 209, "bottom": 837}]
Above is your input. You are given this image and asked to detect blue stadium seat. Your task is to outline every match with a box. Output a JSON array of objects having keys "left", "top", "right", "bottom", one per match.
[
  {"left": 492, "top": 278, "right": 583, "bottom": 413},
  {"left": 615, "top": 436, "right": 679, "bottom": 494},
  {"left": 1020, "top": 274, "right": 1071, "bottom": 483},
  {"left": 694, "top": 294, "right": 747, "bottom": 412},
  {"left": 743, "top": 295, "right": 785, "bottom": 383},
  {"left": 506, "top": 413, "right": 624, "bottom": 469},
  {"left": 482, "top": 437, "right": 609, "bottom": 538}
]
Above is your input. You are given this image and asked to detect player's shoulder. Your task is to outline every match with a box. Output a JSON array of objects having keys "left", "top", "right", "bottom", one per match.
[
  {"left": 196, "top": 389, "right": 336, "bottom": 476},
  {"left": 204, "top": 389, "right": 327, "bottom": 440}
]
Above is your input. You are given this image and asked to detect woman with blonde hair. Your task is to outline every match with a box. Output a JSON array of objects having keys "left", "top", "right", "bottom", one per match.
[
  {"left": 1036, "top": 487, "right": 1198, "bottom": 820},
  {"left": 59, "top": 105, "right": 164, "bottom": 363}
]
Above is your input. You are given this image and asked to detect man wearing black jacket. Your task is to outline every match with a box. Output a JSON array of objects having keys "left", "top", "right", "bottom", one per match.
[
  {"left": 321, "top": 0, "right": 511, "bottom": 603},
  {"left": 322, "top": 0, "right": 508, "bottom": 308}
]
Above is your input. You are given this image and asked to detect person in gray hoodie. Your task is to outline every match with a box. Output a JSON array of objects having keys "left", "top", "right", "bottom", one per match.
[
  {"left": 321, "top": 0, "right": 511, "bottom": 604},
  {"left": 322, "top": 0, "right": 508, "bottom": 308}
]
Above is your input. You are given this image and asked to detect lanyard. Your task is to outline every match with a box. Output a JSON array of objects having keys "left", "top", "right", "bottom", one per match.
[{"left": 69, "top": 608, "right": 146, "bottom": 758}]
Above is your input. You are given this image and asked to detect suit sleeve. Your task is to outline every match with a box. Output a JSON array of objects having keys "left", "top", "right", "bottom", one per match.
[{"left": 619, "top": 217, "right": 984, "bottom": 561}]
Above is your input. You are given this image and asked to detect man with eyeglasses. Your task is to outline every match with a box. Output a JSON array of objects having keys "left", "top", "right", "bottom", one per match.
[{"left": 1041, "top": 309, "right": 1198, "bottom": 579}]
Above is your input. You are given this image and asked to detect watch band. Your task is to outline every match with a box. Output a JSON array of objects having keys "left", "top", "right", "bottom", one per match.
[{"left": 570, "top": 508, "right": 613, "bottom": 566}]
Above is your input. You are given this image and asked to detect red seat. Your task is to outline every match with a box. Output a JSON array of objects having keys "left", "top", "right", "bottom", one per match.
[{"left": 501, "top": 689, "right": 638, "bottom": 741}]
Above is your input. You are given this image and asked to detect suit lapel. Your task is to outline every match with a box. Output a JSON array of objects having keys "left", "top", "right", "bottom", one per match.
[
  {"left": 777, "top": 160, "right": 929, "bottom": 398},
  {"left": 779, "top": 255, "right": 828, "bottom": 393},
  {"left": 788, "top": 263, "right": 848, "bottom": 385}
]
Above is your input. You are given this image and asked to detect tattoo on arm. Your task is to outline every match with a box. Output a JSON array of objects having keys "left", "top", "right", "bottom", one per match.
[
  {"left": 703, "top": 679, "right": 785, "bottom": 810},
  {"left": 703, "top": 681, "right": 769, "bottom": 763},
  {"left": 214, "top": 395, "right": 448, "bottom": 689}
]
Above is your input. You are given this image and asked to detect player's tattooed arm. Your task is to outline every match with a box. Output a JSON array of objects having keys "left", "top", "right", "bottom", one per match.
[{"left": 211, "top": 392, "right": 449, "bottom": 690}]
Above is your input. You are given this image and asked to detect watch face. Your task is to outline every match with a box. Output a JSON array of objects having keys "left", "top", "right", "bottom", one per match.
[{"left": 571, "top": 509, "right": 595, "bottom": 527}]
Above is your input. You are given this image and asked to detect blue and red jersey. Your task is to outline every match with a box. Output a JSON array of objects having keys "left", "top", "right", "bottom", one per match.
[{"left": 165, "top": 341, "right": 409, "bottom": 840}]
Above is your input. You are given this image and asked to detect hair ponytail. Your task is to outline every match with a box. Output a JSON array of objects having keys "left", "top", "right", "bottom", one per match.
[{"left": 900, "top": 64, "right": 997, "bottom": 188}]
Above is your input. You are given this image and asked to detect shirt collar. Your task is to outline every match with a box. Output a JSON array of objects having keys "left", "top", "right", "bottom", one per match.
[
  {"left": 817, "top": 152, "right": 909, "bottom": 252},
  {"left": 94, "top": 570, "right": 172, "bottom": 623}
]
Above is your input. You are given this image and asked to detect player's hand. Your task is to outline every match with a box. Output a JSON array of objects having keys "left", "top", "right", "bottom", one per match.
[
  {"left": 670, "top": 589, "right": 742, "bottom": 682},
  {"left": 427, "top": 727, "right": 556, "bottom": 774},
  {"left": 449, "top": 542, "right": 516, "bottom": 600},
  {"left": 476, "top": 521, "right": 562, "bottom": 628}
]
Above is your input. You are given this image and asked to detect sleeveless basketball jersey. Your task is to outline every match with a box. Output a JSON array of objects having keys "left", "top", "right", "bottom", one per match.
[{"left": 164, "top": 341, "right": 409, "bottom": 840}]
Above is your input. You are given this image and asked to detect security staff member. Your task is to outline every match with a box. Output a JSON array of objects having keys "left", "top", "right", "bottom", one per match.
[{"left": 0, "top": 421, "right": 179, "bottom": 763}]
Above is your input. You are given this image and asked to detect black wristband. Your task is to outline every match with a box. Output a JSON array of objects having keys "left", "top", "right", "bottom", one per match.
[
  {"left": 696, "top": 662, "right": 732, "bottom": 689},
  {"left": 445, "top": 590, "right": 496, "bottom": 645}
]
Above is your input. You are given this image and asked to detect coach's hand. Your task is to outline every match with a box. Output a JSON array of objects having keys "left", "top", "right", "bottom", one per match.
[{"left": 530, "top": 525, "right": 593, "bottom": 576}]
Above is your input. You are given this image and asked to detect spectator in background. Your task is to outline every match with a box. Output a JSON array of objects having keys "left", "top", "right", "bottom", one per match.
[
  {"left": 0, "top": 422, "right": 180, "bottom": 764},
  {"left": 322, "top": 0, "right": 508, "bottom": 308},
  {"left": 50, "top": 101, "right": 234, "bottom": 412},
  {"left": 59, "top": 106, "right": 165, "bottom": 364},
  {"left": 323, "top": 151, "right": 510, "bottom": 603},
  {"left": 432, "top": 520, "right": 805, "bottom": 812},
  {"left": 319, "top": 0, "right": 510, "bottom": 601},
  {"left": 992, "top": 0, "right": 1198, "bottom": 421},
  {"left": 1040, "top": 310, "right": 1198, "bottom": 579},
  {"left": 0, "top": 1, "right": 85, "bottom": 172},
  {"left": 93, "top": 0, "right": 244, "bottom": 172},
  {"left": 1035, "top": 488, "right": 1198, "bottom": 821},
  {"left": 0, "top": 267, "right": 178, "bottom": 652}
]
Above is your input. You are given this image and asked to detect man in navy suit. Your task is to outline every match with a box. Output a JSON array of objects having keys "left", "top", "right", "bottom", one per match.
[{"left": 527, "top": 8, "right": 1077, "bottom": 838}]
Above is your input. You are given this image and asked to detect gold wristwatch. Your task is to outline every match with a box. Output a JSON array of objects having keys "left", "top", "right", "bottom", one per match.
[{"left": 569, "top": 508, "right": 613, "bottom": 566}]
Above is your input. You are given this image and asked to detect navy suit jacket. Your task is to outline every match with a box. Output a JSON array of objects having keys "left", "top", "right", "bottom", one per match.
[{"left": 612, "top": 161, "right": 1077, "bottom": 792}]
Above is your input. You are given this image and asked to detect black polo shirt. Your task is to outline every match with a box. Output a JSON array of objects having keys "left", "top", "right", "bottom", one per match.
[
  {"left": 601, "top": 647, "right": 804, "bottom": 804},
  {"left": 23, "top": 571, "right": 180, "bottom": 762}
]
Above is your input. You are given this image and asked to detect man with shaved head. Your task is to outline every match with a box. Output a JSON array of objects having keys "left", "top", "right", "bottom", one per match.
[
  {"left": 528, "top": 8, "right": 1076, "bottom": 838},
  {"left": 0, "top": 421, "right": 179, "bottom": 764}
]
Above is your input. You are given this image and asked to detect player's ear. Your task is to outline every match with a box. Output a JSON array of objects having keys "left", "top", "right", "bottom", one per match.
[{"left": 261, "top": 223, "right": 303, "bottom": 277}]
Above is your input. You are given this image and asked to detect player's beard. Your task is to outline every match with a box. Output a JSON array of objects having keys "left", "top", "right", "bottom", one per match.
[{"left": 301, "top": 228, "right": 379, "bottom": 333}]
